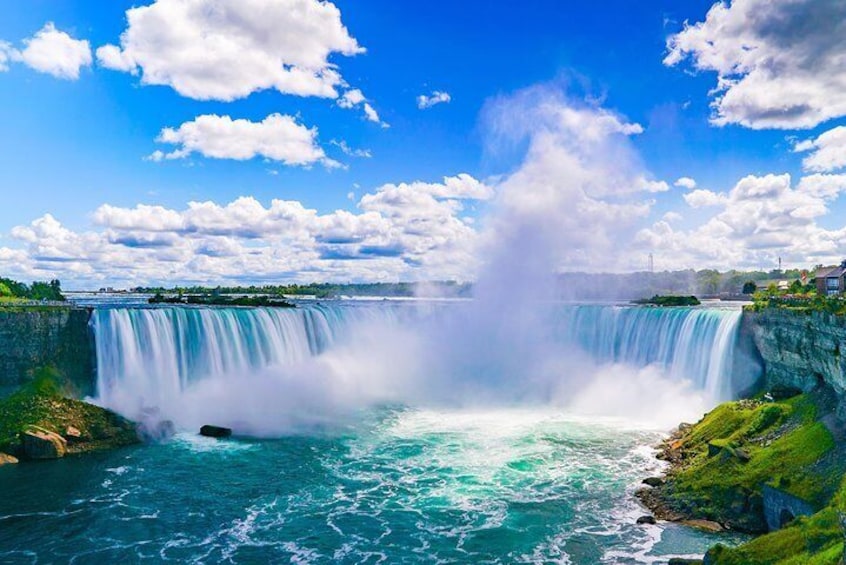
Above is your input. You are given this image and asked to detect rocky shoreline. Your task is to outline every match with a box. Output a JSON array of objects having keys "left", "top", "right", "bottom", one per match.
[
  {"left": 635, "top": 386, "right": 846, "bottom": 564},
  {"left": 0, "top": 367, "right": 139, "bottom": 465}
]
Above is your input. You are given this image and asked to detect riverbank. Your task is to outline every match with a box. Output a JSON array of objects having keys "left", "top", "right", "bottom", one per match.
[
  {"left": 638, "top": 390, "right": 846, "bottom": 563},
  {"left": 0, "top": 368, "right": 138, "bottom": 462}
]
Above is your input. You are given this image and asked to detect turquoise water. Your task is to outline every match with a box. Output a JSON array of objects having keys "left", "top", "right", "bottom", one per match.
[
  {"left": 0, "top": 302, "right": 756, "bottom": 563},
  {"left": 0, "top": 407, "right": 743, "bottom": 564}
]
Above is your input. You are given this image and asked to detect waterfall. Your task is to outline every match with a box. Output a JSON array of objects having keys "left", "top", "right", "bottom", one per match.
[
  {"left": 553, "top": 305, "right": 744, "bottom": 401},
  {"left": 91, "top": 303, "right": 402, "bottom": 413},
  {"left": 91, "top": 302, "right": 751, "bottom": 426}
]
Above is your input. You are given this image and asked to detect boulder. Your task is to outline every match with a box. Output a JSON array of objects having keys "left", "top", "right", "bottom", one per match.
[
  {"left": 65, "top": 426, "right": 82, "bottom": 442},
  {"left": 0, "top": 452, "right": 19, "bottom": 465},
  {"left": 681, "top": 519, "right": 723, "bottom": 533},
  {"left": 636, "top": 515, "right": 657, "bottom": 525},
  {"left": 200, "top": 425, "right": 232, "bottom": 438},
  {"left": 643, "top": 477, "right": 664, "bottom": 487},
  {"left": 22, "top": 426, "right": 67, "bottom": 459},
  {"left": 140, "top": 420, "right": 176, "bottom": 442}
]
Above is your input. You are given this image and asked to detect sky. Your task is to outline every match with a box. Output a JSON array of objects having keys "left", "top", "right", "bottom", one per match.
[{"left": 1, "top": 0, "right": 846, "bottom": 288}]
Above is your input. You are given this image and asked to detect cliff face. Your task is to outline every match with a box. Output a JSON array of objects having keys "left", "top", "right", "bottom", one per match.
[
  {"left": 0, "top": 308, "right": 95, "bottom": 397},
  {"left": 743, "top": 308, "right": 846, "bottom": 401}
]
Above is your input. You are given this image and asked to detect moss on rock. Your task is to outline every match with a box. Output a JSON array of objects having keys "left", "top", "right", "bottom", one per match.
[
  {"left": 639, "top": 395, "right": 839, "bottom": 533},
  {"left": 0, "top": 367, "right": 138, "bottom": 458}
]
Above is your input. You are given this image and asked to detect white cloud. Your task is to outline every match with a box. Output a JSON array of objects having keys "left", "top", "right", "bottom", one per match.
[
  {"left": 665, "top": 0, "right": 846, "bottom": 129},
  {"left": 0, "top": 174, "right": 494, "bottom": 286},
  {"left": 338, "top": 89, "right": 387, "bottom": 126},
  {"left": 636, "top": 177, "right": 670, "bottom": 193},
  {"left": 97, "top": 0, "right": 363, "bottom": 101},
  {"left": 151, "top": 113, "right": 340, "bottom": 168},
  {"left": 0, "top": 41, "right": 13, "bottom": 72},
  {"left": 637, "top": 172, "right": 846, "bottom": 269},
  {"left": 330, "top": 140, "right": 371, "bottom": 158},
  {"left": 417, "top": 91, "right": 451, "bottom": 109},
  {"left": 674, "top": 176, "right": 697, "bottom": 189},
  {"left": 683, "top": 189, "right": 727, "bottom": 208},
  {"left": 1, "top": 23, "right": 92, "bottom": 79},
  {"left": 794, "top": 126, "right": 846, "bottom": 172}
]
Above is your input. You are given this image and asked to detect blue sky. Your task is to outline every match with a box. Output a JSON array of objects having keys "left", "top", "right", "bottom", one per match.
[{"left": 1, "top": 0, "right": 845, "bottom": 287}]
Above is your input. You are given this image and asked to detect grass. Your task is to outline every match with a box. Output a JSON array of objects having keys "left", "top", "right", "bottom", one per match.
[
  {"left": 656, "top": 395, "right": 838, "bottom": 533},
  {"left": 0, "top": 367, "right": 138, "bottom": 456}
]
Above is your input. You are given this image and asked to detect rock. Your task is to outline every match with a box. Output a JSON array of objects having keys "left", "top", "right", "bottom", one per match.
[
  {"left": 733, "top": 448, "right": 751, "bottom": 462},
  {"left": 22, "top": 426, "right": 67, "bottom": 459},
  {"left": 200, "top": 425, "right": 232, "bottom": 438},
  {"left": 707, "top": 442, "right": 722, "bottom": 457},
  {"left": 636, "top": 515, "right": 657, "bottom": 525},
  {"left": 140, "top": 420, "right": 176, "bottom": 442},
  {"left": 668, "top": 559, "right": 703, "bottom": 565},
  {"left": 681, "top": 519, "right": 724, "bottom": 532},
  {"left": 0, "top": 452, "right": 19, "bottom": 465},
  {"left": 643, "top": 477, "right": 664, "bottom": 487},
  {"left": 65, "top": 426, "right": 82, "bottom": 442}
]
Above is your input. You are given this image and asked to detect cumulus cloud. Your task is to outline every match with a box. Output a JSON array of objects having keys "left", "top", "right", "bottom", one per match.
[
  {"left": 0, "top": 23, "right": 92, "bottom": 79},
  {"left": 0, "top": 175, "right": 494, "bottom": 286},
  {"left": 97, "top": 0, "right": 363, "bottom": 101},
  {"left": 637, "top": 172, "right": 846, "bottom": 269},
  {"left": 683, "top": 189, "right": 727, "bottom": 208},
  {"left": 665, "top": 0, "right": 846, "bottom": 129},
  {"left": 674, "top": 176, "right": 697, "bottom": 189},
  {"left": 417, "top": 91, "right": 451, "bottom": 109},
  {"left": 794, "top": 126, "right": 846, "bottom": 172},
  {"left": 150, "top": 113, "right": 339, "bottom": 168}
]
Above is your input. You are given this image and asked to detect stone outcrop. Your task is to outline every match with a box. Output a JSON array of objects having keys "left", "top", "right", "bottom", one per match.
[
  {"left": 761, "top": 484, "right": 815, "bottom": 531},
  {"left": 0, "top": 452, "right": 18, "bottom": 465},
  {"left": 21, "top": 426, "right": 67, "bottom": 459},
  {"left": 200, "top": 425, "right": 232, "bottom": 438},
  {"left": 0, "top": 308, "right": 95, "bottom": 396},
  {"left": 743, "top": 308, "right": 846, "bottom": 402}
]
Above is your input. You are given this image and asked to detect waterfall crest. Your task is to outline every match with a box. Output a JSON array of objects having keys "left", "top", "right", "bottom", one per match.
[{"left": 91, "top": 302, "right": 750, "bottom": 428}]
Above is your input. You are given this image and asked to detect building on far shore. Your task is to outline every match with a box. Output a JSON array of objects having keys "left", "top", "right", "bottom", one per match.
[{"left": 815, "top": 262, "right": 846, "bottom": 296}]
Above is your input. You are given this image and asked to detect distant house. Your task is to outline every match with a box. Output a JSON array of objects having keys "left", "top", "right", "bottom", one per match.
[{"left": 815, "top": 262, "right": 846, "bottom": 296}]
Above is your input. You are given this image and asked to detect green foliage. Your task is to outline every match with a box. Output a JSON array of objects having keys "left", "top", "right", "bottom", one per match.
[
  {"left": 0, "top": 366, "right": 137, "bottom": 455},
  {"left": 659, "top": 395, "right": 837, "bottom": 536},
  {"left": 632, "top": 295, "right": 701, "bottom": 306},
  {"left": 0, "top": 277, "right": 65, "bottom": 302},
  {"left": 135, "top": 281, "right": 466, "bottom": 299},
  {"left": 742, "top": 280, "right": 757, "bottom": 294},
  {"left": 149, "top": 293, "right": 295, "bottom": 308}
]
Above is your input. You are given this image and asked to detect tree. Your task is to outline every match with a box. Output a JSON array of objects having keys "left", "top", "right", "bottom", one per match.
[{"left": 742, "top": 281, "right": 757, "bottom": 295}]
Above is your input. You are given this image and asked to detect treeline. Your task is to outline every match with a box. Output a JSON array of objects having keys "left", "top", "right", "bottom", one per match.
[
  {"left": 135, "top": 281, "right": 472, "bottom": 299},
  {"left": 557, "top": 268, "right": 810, "bottom": 300},
  {"left": 0, "top": 278, "right": 65, "bottom": 301}
]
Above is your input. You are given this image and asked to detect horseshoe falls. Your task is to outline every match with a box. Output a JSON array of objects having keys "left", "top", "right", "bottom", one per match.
[{"left": 0, "top": 302, "right": 757, "bottom": 564}]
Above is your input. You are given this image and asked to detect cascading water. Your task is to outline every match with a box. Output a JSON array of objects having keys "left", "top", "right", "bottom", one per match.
[
  {"left": 92, "top": 301, "right": 749, "bottom": 428},
  {"left": 3, "top": 301, "right": 756, "bottom": 564},
  {"left": 555, "top": 305, "right": 744, "bottom": 401}
]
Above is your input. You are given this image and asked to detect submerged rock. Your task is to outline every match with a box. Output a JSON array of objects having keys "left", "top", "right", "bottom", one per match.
[
  {"left": 140, "top": 420, "right": 176, "bottom": 442},
  {"left": 200, "top": 425, "right": 232, "bottom": 438},
  {"left": 0, "top": 452, "right": 18, "bottom": 465},
  {"left": 22, "top": 426, "right": 67, "bottom": 459},
  {"left": 636, "top": 515, "right": 657, "bottom": 525},
  {"left": 681, "top": 519, "right": 723, "bottom": 533}
]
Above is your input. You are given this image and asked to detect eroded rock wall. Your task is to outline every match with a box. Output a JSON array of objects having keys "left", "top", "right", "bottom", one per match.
[{"left": 0, "top": 308, "right": 95, "bottom": 396}]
